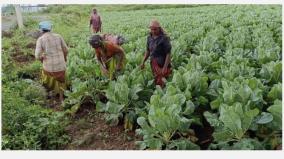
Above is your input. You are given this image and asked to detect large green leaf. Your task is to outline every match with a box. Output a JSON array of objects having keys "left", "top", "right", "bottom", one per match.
[
  {"left": 162, "top": 94, "right": 186, "bottom": 107},
  {"left": 172, "top": 72, "right": 186, "bottom": 91},
  {"left": 221, "top": 81, "right": 236, "bottom": 105},
  {"left": 220, "top": 104, "right": 243, "bottom": 139},
  {"left": 144, "top": 138, "right": 163, "bottom": 150},
  {"left": 96, "top": 101, "right": 106, "bottom": 112},
  {"left": 105, "top": 102, "right": 124, "bottom": 114},
  {"left": 267, "top": 100, "right": 282, "bottom": 130},
  {"left": 136, "top": 84, "right": 195, "bottom": 149},
  {"left": 255, "top": 112, "right": 273, "bottom": 124},
  {"left": 207, "top": 79, "right": 222, "bottom": 98},
  {"left": 210, "top": 97, "right": 222, "bottom": 110},
  {"left": 204, "top": 111, "right": 222, "bottom": 127},
  {"left": 105, "top": 113, "right": 121, "bottom": 126},
  {"left": 182, "top": 100, "right": 195, "bottom": 116},
  {"left": 129, "top": 84, "right": 143, "bottom": 100},
  {"left": 260, "top": 61, "right": 282, "bottom": 84},
  {"left": 242, "top": 107, "right": 259, "bottom": 132},
  {"left": 267, "top": 83, "right": 282, "bottom": 101},
  {"left": 236, "top": 84, "right": 252, "bottom": 104},
  {"left": 213, "top": 130, "right": 234, "bottom": 142},
  {"left": 218, "top": 103, "right": 259, "bottom": 140},
  {"left": 233, "top": 138, "right": 264, "bottom": 150},
  {"left": 167, "top": 139, "right": 200, "bottom": 150}
]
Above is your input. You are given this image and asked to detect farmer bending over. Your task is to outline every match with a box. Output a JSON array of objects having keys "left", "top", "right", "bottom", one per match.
[{"left": 89, "top": 35, "right": 126, "bottom": 80}]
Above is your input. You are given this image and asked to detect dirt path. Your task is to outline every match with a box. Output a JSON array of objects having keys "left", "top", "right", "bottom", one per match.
[
  {"left": 41, "top": 88, "right": 138, "bottom": 150},
  {"left": 64, "top": 105, "right": 138, "bottom": 150}
]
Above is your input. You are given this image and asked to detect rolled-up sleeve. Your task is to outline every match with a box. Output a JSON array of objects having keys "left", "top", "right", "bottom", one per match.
[{"left": 35, "top": 38, "right": 43, "bottom": 59}]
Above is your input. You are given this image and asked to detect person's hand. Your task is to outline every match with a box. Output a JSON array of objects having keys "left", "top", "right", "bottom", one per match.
[
  {"left": 40, "top": 55, "right": 46, "bottom": 63},
  {"left": 64, "top": 54, "right": 67, "bottom": 62},
  {"left": 140, "top": 63, "right": 145, "bottom": 70},
  {"left": 101, "top": 66, "right": 109, "bottom": 75}
]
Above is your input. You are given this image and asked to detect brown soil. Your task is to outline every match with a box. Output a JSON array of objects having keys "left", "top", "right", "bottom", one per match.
[
  {"left": 43, "top": 94, "right": 138, "bottom": 150},
  {"left": 276, "top": 144, "right": 282, "bottom": 150},
  {"left": 46, "top": 96, "right": 63, "bottom": 111},
  {"left": 25, "top": 30, "right": 42, "bottom": 39},
  {"left": 26, "top": 42, "right": 36, "bottom": 48},
  {"left": 191, "top": 107, "right": 214, "bottom": 150},
  {"left": 65, "top": 110, "right": 138, "bottom": 150},
  {"left": 74, "top": 97, "right": 96, "bottom": 119},
  {"left": 97, "top": 92, "right": 108, "bottom": 103},
  {"left": 10, "top": 46, "right": 35, "bottom": 63},
  {"left": 2, "top": 30, "right": 13, "bottom": 38},
  {"left": 12, "top": 54, "right": 31, "bottom": 63},
  {"left": 191, "top": 122, "right": 214, "bottom": 150}
]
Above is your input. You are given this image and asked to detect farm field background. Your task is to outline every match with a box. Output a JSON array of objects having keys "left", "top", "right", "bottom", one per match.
[{"left": 1, "top": 4, "right": 282, "bottom": 150}]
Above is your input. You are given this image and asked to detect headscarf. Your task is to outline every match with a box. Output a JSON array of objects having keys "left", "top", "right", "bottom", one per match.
[
  {"left": 39, "top": 21, "right": 52, "bottom": 31},
  {"left": 149, "top": 19, "right": 166, "bottom": 34}
]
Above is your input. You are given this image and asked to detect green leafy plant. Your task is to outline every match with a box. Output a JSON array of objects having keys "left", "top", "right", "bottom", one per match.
[
  {"left": 135, "top": 85, "right": 198, "bottom": 150},
  {"left": 204, "top": 103, "right": 259, "bottom": 143},
  {"left": 98, "top": 75, "right": 144, "bottom": 130}
]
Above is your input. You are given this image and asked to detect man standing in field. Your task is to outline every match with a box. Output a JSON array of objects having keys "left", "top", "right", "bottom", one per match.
[
  {"left": 35, "top": 21, "right": 69, "bottom": 103},
  {"left": 89, "top": 35, "right": 126, "bottom": 80},
  {"left": 89, "top": 8, "right": 102, "bottom": 33},
  {"left": 140, "top": 19, "right": 172, "bottom": 88}
]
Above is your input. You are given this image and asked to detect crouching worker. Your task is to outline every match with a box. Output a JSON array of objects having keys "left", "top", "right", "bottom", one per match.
[
  {"left": 35, "top": 21, "right": 68, "bottom": 103},
  {"left": 140, "top": 20, "right": 172, "bottom": 88},
  {"left": 89, "top": 35, "right": 126, "bottom": 80}
]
